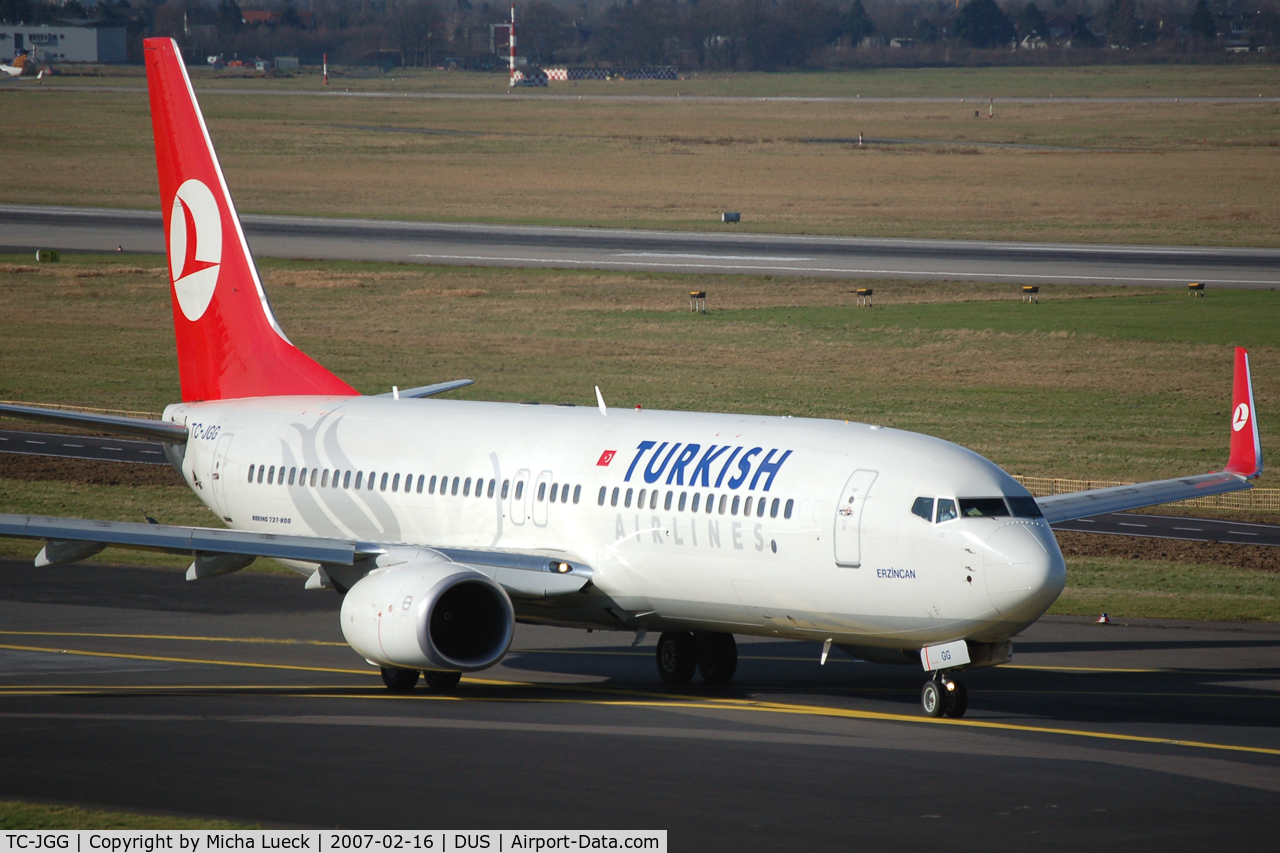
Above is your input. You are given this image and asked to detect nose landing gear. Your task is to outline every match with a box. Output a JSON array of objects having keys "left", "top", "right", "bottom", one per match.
[{"left": 921, "top": 673, "right": 968, "bottom": 718}]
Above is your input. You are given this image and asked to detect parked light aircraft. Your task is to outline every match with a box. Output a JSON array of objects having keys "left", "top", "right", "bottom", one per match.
[
  {"left": 1, "top": 51, "right": 42, "bottom": 80},
  {"left": 0, "top": 38, "right": 1265, "bottom": 717}
]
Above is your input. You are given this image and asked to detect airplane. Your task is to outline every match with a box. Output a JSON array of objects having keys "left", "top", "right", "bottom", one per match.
[
  {"left": 1, "top": 52, "right": 42, "bottom": 81},
  {"left": 0, "top": 37, "right": 1265, "bottom": 718}
]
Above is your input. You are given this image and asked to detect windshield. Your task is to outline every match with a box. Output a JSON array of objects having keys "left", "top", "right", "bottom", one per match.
[
  {"left": 958, "top": 498, "right": 1010, "bottom": 518},
  {"left": 1006, "top": 496, "right": 1044, "bottom": 518}
]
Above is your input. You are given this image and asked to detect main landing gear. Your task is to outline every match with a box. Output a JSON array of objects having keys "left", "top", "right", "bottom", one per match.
[
  {"left": 380, "top": 667, "right": 462, "bottom": 692},
  {"left": 920, "top": 672, "right": 967, "bottom": 718},
  {"left": 656, "top": 631, "right": 738, "bottom": 685}
]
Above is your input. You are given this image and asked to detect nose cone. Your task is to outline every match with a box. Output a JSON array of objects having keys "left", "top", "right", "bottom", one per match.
[{"left": 984, "top": 521, "right": 1066, "bottom": 620}]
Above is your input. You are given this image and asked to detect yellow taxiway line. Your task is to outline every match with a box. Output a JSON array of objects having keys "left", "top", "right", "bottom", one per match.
[{"left": 3, "top": 642, "right": 1279, "bottom": 758}]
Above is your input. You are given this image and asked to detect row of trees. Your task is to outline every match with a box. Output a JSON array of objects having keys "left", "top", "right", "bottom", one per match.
[{"left": 5, "top": 0, "right": 1280, "bottom": 69}]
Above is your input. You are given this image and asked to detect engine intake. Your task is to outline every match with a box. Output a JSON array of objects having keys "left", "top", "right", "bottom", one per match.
[{"left": 341, "top": 552, "right": 515, "bottom": 672}]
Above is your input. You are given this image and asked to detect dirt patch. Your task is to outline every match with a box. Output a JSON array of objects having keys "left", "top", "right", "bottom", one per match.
[
  {"left": 0, "top": 453, "right": 185, "bottom": 487},
  {"left": 1056, "top": 530, "right": 1280, "bottom": 573}
]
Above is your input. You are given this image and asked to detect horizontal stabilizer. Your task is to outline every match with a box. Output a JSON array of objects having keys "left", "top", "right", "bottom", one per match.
[
  {"left": 0, "top": 402, "right": 189, "bottom": 443},
  {"left": 377, "top": 379, "right": 475, "bottom": 399}
]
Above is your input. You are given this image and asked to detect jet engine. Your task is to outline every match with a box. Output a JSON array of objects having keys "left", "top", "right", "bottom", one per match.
[{"left": 341, "top": 551, "right": 515, "bottom": 672}]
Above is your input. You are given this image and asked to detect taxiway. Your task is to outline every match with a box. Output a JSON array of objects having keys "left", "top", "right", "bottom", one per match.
[{"left": 1, "top": 560, "right": 1278, "bottom": 847}]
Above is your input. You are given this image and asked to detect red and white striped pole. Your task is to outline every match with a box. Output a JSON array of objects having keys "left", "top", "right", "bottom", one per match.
[{"left": 509, "top": 4, "right": 517, "bottom": 87}]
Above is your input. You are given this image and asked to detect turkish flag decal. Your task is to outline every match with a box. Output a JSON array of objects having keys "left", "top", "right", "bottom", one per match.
[{"left": 597, "top": 450, "right": 616, "bottom": 466}]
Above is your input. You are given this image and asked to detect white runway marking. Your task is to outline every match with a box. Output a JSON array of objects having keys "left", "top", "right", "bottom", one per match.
[
  {"left": 615, "top": 252, "right": 816, "bottom": 262},
  {"left": 411, "top": 254, "right": 1280, "bottom": 285}
]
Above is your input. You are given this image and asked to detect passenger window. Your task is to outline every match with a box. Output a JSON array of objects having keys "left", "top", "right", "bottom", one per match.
[
  {"left": 354, "top": 471, "right": 363, "bottom": 490},
  {"left": 625, "top": 488, "right": 633, "bottom": 508},
  {"left": 502, "top": 480, "right": 510, "bottom": 499},
  {"left": 267, "top": 466, "right": 275, "bottom": 484},
  {"left": 718, "top": 494, "right": 727, "bottom": 514},
  {"left": 731, "top": 496, "right": 740, "bottom": 516},
  {"left": 706, "top": 493, "right": 715, "bottom": 514},
  {"left": 691, "top": 493, "right": 700, "bottom": 512},
  {"left": 451, "top": 476, "right": 460, "bottom": 496},
  {"left": 770, "top": 498, "right": 779, "bottom": 518},
  {"left": 678, "top": 492, "right": 687, "bottom": 512},
  {"left": 380, "top": 472, "right": 388, "bottom": 492},
  {"left": 259, "top": 466, "right": 267, "bottom": 484},
  {"left": 598, "top": 486, "right": 607, "bottom": 506},
  {"left": 550, "top": 483, "right": 559, "bottom": 502},
  {"left": 563, "top": 486, "right": 571, "bottom": 504},
  {"left": 611, "top": 487, "right": 619, "bottom": 507},
  {"left": 489, "top": 480, "right": 497, "bottom": 499},
  {"left": 757, "top": 498, "right": 766, "bottom": 518},
  {"left": 429, "top": 475, "right": 437, "bottom": 494},
  {"left": 344, "top": 471, "right": 352, "bottom": 489},
  {"left": 573, "top": 485, "right": 581, "bottom": 504},
  {"left": 649, "top": 490, "right": 658, "bottom": 510},
  {"left": 310, "top": 469, "right": 318, "bottom": 487},
  {"left": 298, "top": 467, "right": 306, "bottom": 486},
  {"left": 784, "top": 499, "right": 794, "bottom": 519},
  {"left": 515, "top": 481, "right": 524, "bottom": 500},
  {"left": 418, "top": 475, "right": 425, "bottom": 494},
  {"left": 288, "top": 467, "right": 297, "bottom": 486},
  {"left": 369, "top": 472, "right": 377, "bottom": 491},
  {"left": 464, "top": 477, "right": 472, "bottom": 497},
  {"left": 664, "top": 491, "right": 673, "bottom": 511},
  {"left": 911, "top": 497, "right": 934, "bottom": 522},
  {"left": 744, "top": 496, "right": 753, "bottom": 516},
  {"left": 937, "top": 499, "right": 958, "bottom": 522},
  {"left": 1007, "top": 496, "right": 1044, "bottom": 518},
  {"left": 637, "top": 488, "right": 646, "bottom": 508},
  {"left": 321, "top": 470, "right": 329, "bottom": 488},
  {"left": 392, "top": 473, "right": 400, "bottom": 492},
  {"left": 248, "top": 465, "right": 255, "bottom": 483},
  {"left": 538, "top": 482, "right": 546, "bottom": 501}
]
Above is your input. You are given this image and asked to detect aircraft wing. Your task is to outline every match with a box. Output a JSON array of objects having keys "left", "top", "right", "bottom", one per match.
[
  {"left": 1037, "top": 346, "right": 1263, "bottom": 524},
  {"left": 0, "top": 402, "right": 189, "bottom": 442},
  {"left": 1037, "top": 471, "right": 1251, "bottom": 524},
  {"left": 0, "top": 513, "right": 592, "bottom": 597}
]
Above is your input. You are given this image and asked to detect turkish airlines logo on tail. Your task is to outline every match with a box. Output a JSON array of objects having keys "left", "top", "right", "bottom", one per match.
[
  {"left": 1233, "top": 403, "right": 1251, "bottom": 432},
  {"left": 169, "top": 179, "right": 223, "bottom": 321}
]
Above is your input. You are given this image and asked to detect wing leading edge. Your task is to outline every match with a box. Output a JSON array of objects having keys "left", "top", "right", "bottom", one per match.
[{"left": 1037, "top": 347, "right": 1263, "bottom": 524}]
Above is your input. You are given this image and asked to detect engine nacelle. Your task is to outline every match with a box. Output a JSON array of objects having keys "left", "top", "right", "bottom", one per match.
[{"left": 341, "top": 552, "right": 515, "bottom": 672}]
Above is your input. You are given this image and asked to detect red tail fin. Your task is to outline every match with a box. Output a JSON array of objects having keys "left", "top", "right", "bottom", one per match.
[
  {"left": 144, "top": 38, "right": 356, "bottom": 402},
  {"left": 1225, "top": 347, "right": 1263, "bottom": 478}
]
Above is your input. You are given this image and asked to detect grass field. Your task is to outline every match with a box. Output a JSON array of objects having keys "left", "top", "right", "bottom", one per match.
[
  {"left": 48, "top": 63, "right": 1280, "bottom": 98},
  {"left": 1, "top": 253, "right": 1277, "bottom": 620},
  {"left": 4, "top": 65, "right": 1280, "bottom": 244}
]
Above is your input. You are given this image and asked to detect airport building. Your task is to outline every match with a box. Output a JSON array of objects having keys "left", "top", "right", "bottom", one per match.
[{"left": 0, "top": 22, "right": 127, "bottom": 63}]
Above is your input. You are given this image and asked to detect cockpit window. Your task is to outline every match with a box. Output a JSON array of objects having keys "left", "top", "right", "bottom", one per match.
[
  {"left": 911, "top": 497, "right": 934, "bottom": 521},
  {"left": 936, "top": 498, "right": 958, "bottom": 522},
  {"left": 1007, "top": 496, "right": 1044, "bottom": 518},
  {"left": 959, "top": 498, "right": 1010, "bottom": 518}
]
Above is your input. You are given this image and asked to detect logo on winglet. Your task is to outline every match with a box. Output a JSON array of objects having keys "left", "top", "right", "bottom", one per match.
[
  {"left": 1233, "top": 403, "right": 1250, "bottom": 432},
  {"left": 169, "top": 178, "right": 222, "bottom": 321}
]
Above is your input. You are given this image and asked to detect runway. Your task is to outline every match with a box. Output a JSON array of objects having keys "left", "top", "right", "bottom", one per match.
[
  {"left": 0, "top": 429, "right": 168, "bottom": 465},
  {"left": 5, "top": 204, "right": 1280, "bottom": 286},
  {"left": 1, "top": 559, "right": 1278, "bottom": 845}
]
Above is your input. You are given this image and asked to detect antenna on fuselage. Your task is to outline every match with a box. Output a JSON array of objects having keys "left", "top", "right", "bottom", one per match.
[{"left": 595, "top": 386, "right": 607, "bottom": 417}]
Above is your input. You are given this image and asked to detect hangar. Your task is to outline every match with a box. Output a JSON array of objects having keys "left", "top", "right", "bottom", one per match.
[{"left": 0, "top": 22, "right": 126, "bottom": 63}]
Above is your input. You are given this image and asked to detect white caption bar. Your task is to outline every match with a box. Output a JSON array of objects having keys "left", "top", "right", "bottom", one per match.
[{"left": 1, "top": 832, "right": 666, "bottom": 853}]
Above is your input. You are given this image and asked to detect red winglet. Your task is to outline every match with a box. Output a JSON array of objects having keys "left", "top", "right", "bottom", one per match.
[
  {"left": 144, "top": 38, "right": 357, "bottom": 402},
  {"left": 1225, "top": 347, "right": 1263, "bottom": 478}
]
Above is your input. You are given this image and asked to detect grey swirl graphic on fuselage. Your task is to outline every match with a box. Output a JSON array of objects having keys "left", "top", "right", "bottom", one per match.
[
  {"left": 277, "top": 412, "right": 403, "bottom": 542},
  {"left": 488, "top": 450, "right": 504, "bottom": 547}
]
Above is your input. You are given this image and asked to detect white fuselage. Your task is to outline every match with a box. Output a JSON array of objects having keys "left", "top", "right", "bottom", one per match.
[{"left": 165, "top": 396, "right": 1066, "bottom": 653}]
